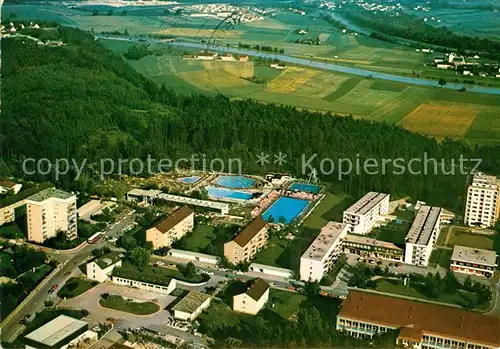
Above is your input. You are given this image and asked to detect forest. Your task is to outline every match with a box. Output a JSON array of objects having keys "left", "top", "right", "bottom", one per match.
[{"left": 1, "top": 27, "right": 500, "bottom": 214}]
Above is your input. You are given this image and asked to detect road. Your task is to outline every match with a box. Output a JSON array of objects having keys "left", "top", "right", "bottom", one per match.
[{"left": 96, "top": 34, "right": 500, "bottom": 96}]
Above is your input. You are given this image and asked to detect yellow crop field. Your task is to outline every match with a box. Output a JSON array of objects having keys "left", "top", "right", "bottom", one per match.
[
  {"left": 267, "top": 68, "right": 317, "bottom": 93},
  {"left": 293, "top": 72, "right": 349, "bottom": 98},
  {"left": 335, "top": 80, "right": 403, "bottom": 108},
  {"left": 202, "top": 61, "right": 254, "bottom": 78},
  {"left": 399, "top": 102, "right": 481, "bottom": 138}
]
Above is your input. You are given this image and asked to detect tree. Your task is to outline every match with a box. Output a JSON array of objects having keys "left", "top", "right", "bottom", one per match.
[
  {"left": 129, "top": 247, "right": 151, "bottom": 267},
  {"left": 92, "top": 248, "right": 104, "bottom": 257},
  {"left": 303, "top": 281, "right": 320, "bottom": 297},
  {"left": 120, "top": 235, "right": 137, "bottom": 250},
  {"left": 444, "top": 270, "right": 459, "bottom": 293},
  {"left": 438, "top": 78, "right": 447, "bottom": 87},
  {"left": 184, "top": 262, "right": 196, "bottom": 278}
]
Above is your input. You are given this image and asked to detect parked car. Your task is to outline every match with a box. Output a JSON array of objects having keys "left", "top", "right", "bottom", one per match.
[
  {"left": 287, "top": 286, "right": 296, "bottom": 291},
  {"left": 235, "top": 271, "right": 244, "bottom": 275},
  {"left": 157, "top": 261, "right": 165, "bottom": 266}
]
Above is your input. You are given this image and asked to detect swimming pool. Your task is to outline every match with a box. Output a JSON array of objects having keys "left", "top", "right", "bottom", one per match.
[
  {"left": 215, "top": 175, "right": 256, "bottom": 189},
  {"left": 289, "top": 183, "right": 321, "bottom": 194},
  {"left": 177, "top": 176, "right": 201, "bottom": 184},
  {"left": 262, "top": 197, "right": 309, "bottom": 224},
  {"left": 206, "top": 186, "right": 253, "bottom": 200}
]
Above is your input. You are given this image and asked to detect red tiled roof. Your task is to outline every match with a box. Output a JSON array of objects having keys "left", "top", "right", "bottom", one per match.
[
  {"left": 153, "top": 206, "right": 193, "bottom": 234},
  {"left": 233, "top": 217, "right": 267, "bottom": 247},
  {"left": 339, "top": 290, "right": 500, "bottom": 347}
]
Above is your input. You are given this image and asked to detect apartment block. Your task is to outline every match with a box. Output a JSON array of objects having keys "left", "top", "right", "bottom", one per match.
[
  {"left": 343, "top": 234, "right": 404, "bottom": 261},
  {"left": 450, "top": 245, "right": 498, "bottom": 278},
  {"left": 25, "top": 188, "right": 77, "bottom": 243},
  {"left": 300, "top": 222, "right": 349, "bottom": 282},
  {"left": 464, "top": 172, "right": 499, "bottom": 228},
  {"left": 342, "top": 192, "right": 390, "bottom": 235},
  {"left": 404, "top": 205, "right": 442, "bottom": 267},
  {"left": 146, "top": 206, "right": 194, "bottom": 249},
  {"left": 224, "top": 217, "right": 268, "bottom": 265},
  {"left": 337, "top": 290, "right": 500, "bottom": 349}
]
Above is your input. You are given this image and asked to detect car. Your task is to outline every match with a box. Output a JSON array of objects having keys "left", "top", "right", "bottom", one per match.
[
  {"left": 286, "top": 286, "right": 296, "bottom": 291},
  {"left": 235, "top": 271, "right": 244, "bottom": 275},
  {"left": 51, "top": 284, "right": 58, "bottom": 289},
  {"left": 157, "top": 261, "right": 165, "bottom": 266}
]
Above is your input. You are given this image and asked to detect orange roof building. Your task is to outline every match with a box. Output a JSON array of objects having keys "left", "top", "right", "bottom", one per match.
[{"left": 223, "top": 217, "right": 268, "bottom": 265}]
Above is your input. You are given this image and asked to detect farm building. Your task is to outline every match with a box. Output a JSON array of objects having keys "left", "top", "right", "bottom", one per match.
[
  {"left": 239, "top": 55, "right": 249, "bottom": 62},
  {"left": 195, "top": 51, "right": 218, "bottom": 60},
  {"left": 221, "top": 53, "right": 235, "bottom": 61}
]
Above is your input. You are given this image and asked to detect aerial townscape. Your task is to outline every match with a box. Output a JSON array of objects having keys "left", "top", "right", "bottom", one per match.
[{"left": 1, "top": 0, "right": 500, "bottom": 348}]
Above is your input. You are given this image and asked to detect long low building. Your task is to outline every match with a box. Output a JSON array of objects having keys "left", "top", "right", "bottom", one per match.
[
  {"left": 342, "top": 192, "right": 389, "bottom": 235},
  {"left": 157, "top": 193, "right": 229, "bottom": 215},
  {"left": 343, "top": 234, "right": 404, "bottom": 261},
  {"left": 300, "top": 222, "right": 349, "bottom": 282},
  {"left": 450, "top": 245, "right": 498, "bottom": 278},
  {"left": 404, "top": 205, "right": 442, "bottom": 266},
  {"left": 337, "top": 290, "right": 500, "bottom": 349},
  {"left": 172, "top": 291, "right": 212, "bottom": 321}
]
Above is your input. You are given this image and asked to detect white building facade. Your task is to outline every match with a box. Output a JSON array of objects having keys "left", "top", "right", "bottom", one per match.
[
  {"left": 464, "top": 173, "right": 499, "bottom": 228},
  {"left": 111, "top": 276, "right": 176, "bottom": 295},
  {"left": 342, "top": 192, "right": 390, "bottom": 235}
]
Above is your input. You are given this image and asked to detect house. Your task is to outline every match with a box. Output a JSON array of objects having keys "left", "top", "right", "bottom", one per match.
[
  {"left": 172, "top": 291, "right": 212, "bottom": 321},
  {"left": 337, "top": 290, "right": 500, "bottom": 348},
  {"left": 463, "top": 70, "right": 472, "bottom": 76},
  {"left": 300, "top": 222, "right": 349, "bottom": 282},
  {"left": 450, "top": 245, "right": 498, "bottom": 278},
  {"left": 224, "top": 217, "right": 268, "bottom": 265},
  {"left": 404, "top": 205, "right": 442, "bottom": 266},
  {"left": 146, "top": 206, "right": 194, "bottom": 249},
  {"left": 221, "top": 53, "right": 235, "bottom": 61},
  {"left": 421, "top": 48, "right": 431, "bottom": 53},
  {"left": 342, "top": 192, "right": 390, "bottom": 235},
  {"left": 86, "top": 252, "right": 123, "bottom": 282},
  {"left": 436, "top": 63, "right": 451, "bottom": 69},
  {"left": 195, "top": 51, "right": 218, "bottom": 60},
  {"left": 183, "top": 54, "right": 194, "bottom": 60},
  {"left": 233, "top": 278, "right": 270, "bottom": 315},
  {"left": 23, "top": 315, "right": 98, "bottom": 349},
  {"left": 434, "top": 58, "right": 444, "bottom": 63},
  {"left": 239, "top": 55, "right": 249, "bottom": 62},
  {"left": 464, "top": 172, "right": 499, "bottom": 228},
  {"left": 298, "top": 29, "right": 308, "bottom": 34},
  {"left": 0, "top": 181, "right": 22, "bottom": 195},
  {"left": 126, "top": 188, "right": 161, "bottom": 205}
]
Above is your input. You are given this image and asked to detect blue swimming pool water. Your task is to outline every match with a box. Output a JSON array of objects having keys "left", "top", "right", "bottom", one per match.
[
  {"left": 262, "top": 197, "right": 309, "bottom": 224},
  {"left": 177, "top": 176, "right": 201, "bottom": 184},
  {"left": 206, "top": 186, "right": 253, "bottom": 200},
  {"left": 215, "top": 175, "right": 255, "bottom": 189},
  {"left": 289, "top": 183, "right": 321, "bottom": 194}
]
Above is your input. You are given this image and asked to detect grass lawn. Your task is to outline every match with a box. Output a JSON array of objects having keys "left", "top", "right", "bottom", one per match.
[
  {"left": 253, "top": 238, "right": 288, "bottom": 267},
  {"left": 0, "top": 223, "right": 25, "bottom": 239},
  {"left": 58, "top": 278, "right": 98, "bottom": 299},
  {"left": 114, "top": 261, "right": 208, "bottom": 285},
  {"left": 370, "top": 221, "right": 410, "bottom": 246},
  {"left": 303, "top": 192, "right": 354, "bottom": 229},
  {"left": 269, "top": 289, "right": 307, "bottom": 320},
  {"left": 428, "top": 248, "right": 453, "bottom": 268},
  {"left": 17, "top": 264, "right": 53, "bottom": 288},
  {"left": 99, "top": 295, "right": 159, "bottom": 315},
  {"left": 179, "top": 224, "right": 216, "bottom": 252},
  {"left": 446, "top": 229, "right": 494, "bottom": 250}
]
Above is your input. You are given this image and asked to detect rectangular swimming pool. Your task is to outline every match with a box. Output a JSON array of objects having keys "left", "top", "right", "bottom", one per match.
[
  {"left": 215, "top": 175, "right": 256, "bottom": 189},
  {"left": 177, "top": 176, "right": 201, "bottom": 184},
  {"left": 262, "top": 196, "right": 309, "bottom": 224},
  {"left": 206, "top": 186, "right": 252, "bottom": 200},
  {"left": 289, "top": 183, "right": 320, "bottom": 194}
]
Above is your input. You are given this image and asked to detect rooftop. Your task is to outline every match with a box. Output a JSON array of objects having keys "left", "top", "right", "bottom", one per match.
[
  {"left": 0, "top": 182, "right": 54, "bottom": 208},
  {"left": 157, "top": 193, "right": 229, "bottom": 211},
  {"left": 24, "top": 315, "right": 88, "bottom": 347},
  {"left": 172, "top": 291, "right": 211, "bottom": 314},
  {"left": 152, "top": 206, "right": 194, "bottom": 234},
  {"left": 344, "top": 234, "right": 403, "bottom": 251},
  {"left": 345, "top": 192, "right": 389, "bottom": 215},
  {"left": 27, "top": 188, "right": 74, "bottom": 202},
  {"left": 0, "top": 180, "right": 18, "bottom": 188},
  {"left": 302, "top": 222, "right": 349, "bottom": 261},
  {"left": 128, "top": 188, "right": 162, "bottom": 198},
  {"left": 245, "top": 278, "right": 270, "bottom": 301},
  {"left": 196, "top": 51, "right": 217, "bottom": 56},
  {"left": 451, "top": 245, "right": 498, "bottom": 267},
  {"left": 95, "top": 252, "right": 123, "bottom": 269},
  {"left": 405, "top": 205, "right": 441, "bottom": 245},
  {"left": 338, "top": 290, "right": 500, "bottom": 347},
  {"left": 471, "top": 172, "right": 498, "bottom": 187},
  {"left": 232, "top": 217, "right": 267, "bottom": 247}
]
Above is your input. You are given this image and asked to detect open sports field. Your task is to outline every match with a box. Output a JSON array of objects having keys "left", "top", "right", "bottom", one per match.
[{"left": 399, "top": 102, "right": 481, "bottom": 138}]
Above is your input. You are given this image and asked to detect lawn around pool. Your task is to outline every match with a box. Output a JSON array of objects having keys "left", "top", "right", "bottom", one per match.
[
  {"left": 99, "top": 295, "right": 159, "bottom": 315},
  {"left": 303, "top": 192, "right": 354, "bottom": 229}
]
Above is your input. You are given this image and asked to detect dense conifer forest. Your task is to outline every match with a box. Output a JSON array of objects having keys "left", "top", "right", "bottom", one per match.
[{"left": 2, "top": 27, "right": 499, "bottom": 212}]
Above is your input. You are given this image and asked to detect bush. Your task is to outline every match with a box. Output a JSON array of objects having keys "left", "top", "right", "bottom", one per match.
[{"left": 101, "top": 293, "right": 110, "bottom": 300}]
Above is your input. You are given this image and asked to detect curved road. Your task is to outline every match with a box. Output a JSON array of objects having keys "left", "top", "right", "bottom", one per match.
[{"left": 96, "top": 34, "right": 500, "bottom": 96}]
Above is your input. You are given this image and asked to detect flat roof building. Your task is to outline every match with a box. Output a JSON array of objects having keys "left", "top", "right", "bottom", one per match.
[
  {"left": 157, "top": 193, "right": 229, "bottom": 215},
  {"left": 300, "top": 222, "right": 349, "bottom": 282},
  {"left": 146, "top": 206, "right": 194, "bottom": 249},
  {"left": 343, "top": 192, "right": 390, "bottom": 235},
  {"left": 337, "top": 290, "right": 500, "bottom": 348},
  {"left": 24, "top": 315, "right": 97, "bottom": 349},
  {"left": 464, "top": 172, "right": 499, "bottom": 228},
  {"left": 404, "top": 205, "right": 442, "bottom": 267},
  {"left": 172, "top": 291, "right": 212, "bottom": 321},
  {"left": 224, "top": 217, "right": 268, "bottom": 265},
  {"left": 25, "top": 188, "right": 77, "bottom": 243},
  {"left": 343, "top": 234, "right": 404, "bottom": 261},
  {"left": 451, "top": 245, "right": 498, "bottom": 278}
]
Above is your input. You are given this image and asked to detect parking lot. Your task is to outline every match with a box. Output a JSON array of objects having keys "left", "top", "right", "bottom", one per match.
[{"left": 59, "top": 283, "right": 176, "bottom": 330}]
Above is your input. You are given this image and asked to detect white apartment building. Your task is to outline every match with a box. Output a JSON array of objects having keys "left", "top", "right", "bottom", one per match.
[
  {"left": 342, "top": 192, "right": 389, "bottom": 235},
  {"left": 146, "top": 206, "right": 194, "bottom": 249},
  {"left": 233, "top": 278, "right": 270, "bottom": 315},
  {"left": 86, "top": 252, "right": 123, "bottom": 282},
  {"left": 25, "top": 188, "right": 77, "bottom": 243},
  {"left": 464, "top": 172, "right": 499, "bottom": 228},
  {"left": 450, "top": 245, "right": 498, "bottom": 278},
  {"left": 300, "top": 222, "right": 349, "bottom": 282},
  {"left": 404, "top": 205, "right": 442, "bottom": 267}
]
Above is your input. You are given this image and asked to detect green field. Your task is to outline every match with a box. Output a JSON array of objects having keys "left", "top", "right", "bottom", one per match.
[
  {"left": 303, "top": 192, "right": 354, "bottom": 229},
  {"left": 177, "top": 224, "right": 216, "bottom": 252},
  {"left": 428, "top": 248, "right": 453, "bottom": 268},
  {"left": 446, "top": 229, "right": 494, "bottom": 250},
  {"left": 99, "top": 295, "right": 159, "bottom": 315},
  {"left": 58, "top": 278, "right": 98, "bottom": 299},
  {"left": 269, "top": 289, "right": 307, "bottom": 320}
]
